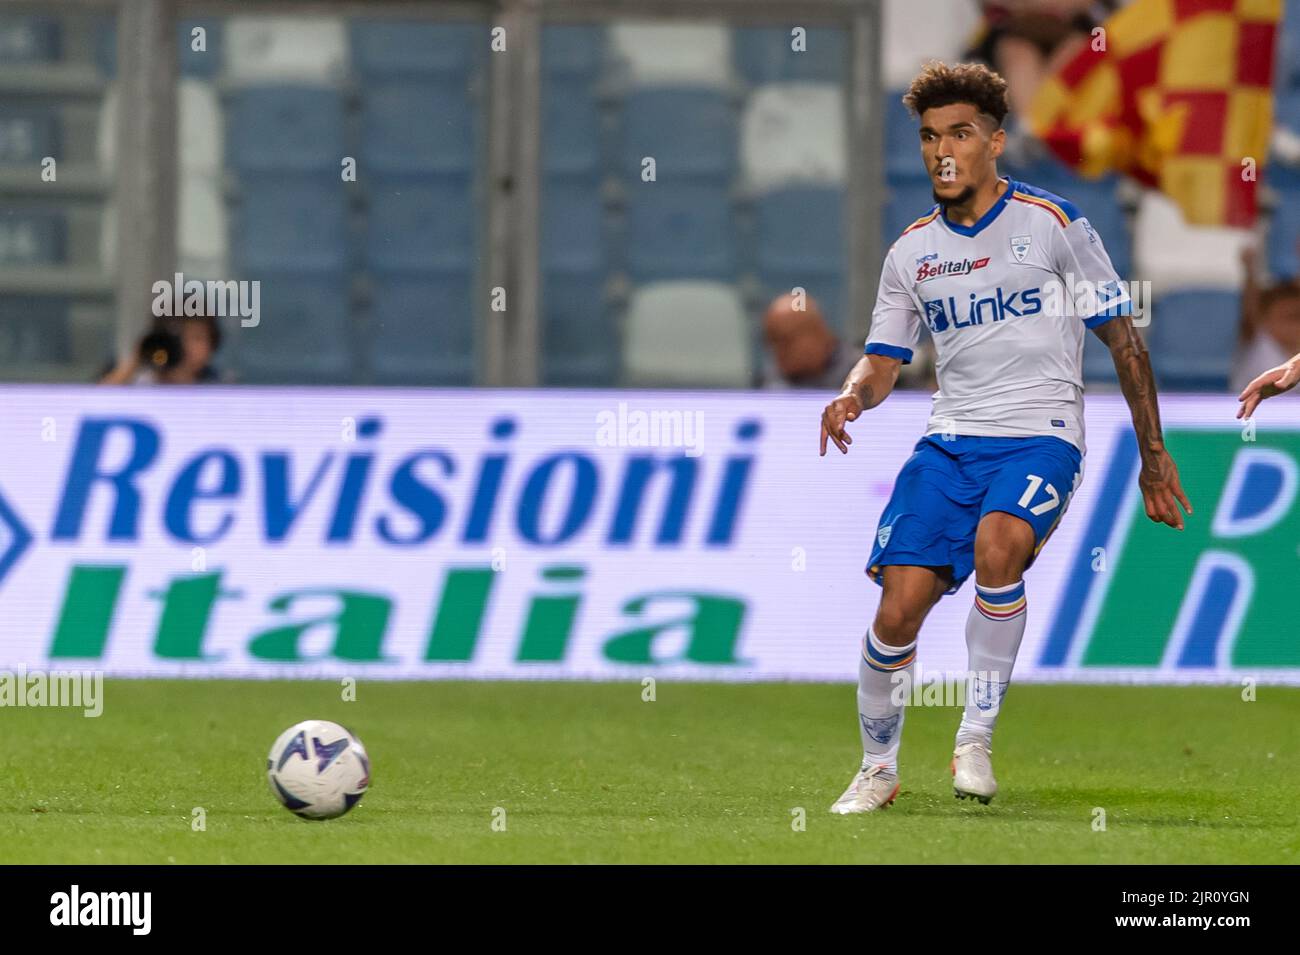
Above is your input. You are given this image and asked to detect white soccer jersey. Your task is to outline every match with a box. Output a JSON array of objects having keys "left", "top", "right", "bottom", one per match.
[{"left": 865, "top": 177, "right": 1131, "bottom": 455}]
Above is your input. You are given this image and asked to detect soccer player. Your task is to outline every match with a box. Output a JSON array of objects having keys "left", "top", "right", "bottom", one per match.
[{"left": 820, "top": 62, "right": 1192, "bottom": 813}]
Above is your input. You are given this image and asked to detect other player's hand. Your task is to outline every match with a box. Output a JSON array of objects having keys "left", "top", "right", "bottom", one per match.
[
  {"left": 1138, "top": 450, "right": 1192, "bottom": 530},
  {"left": 820, "top": 392, "right": 864, "bottom": 456},
  {"left": 1236, "top": 356, "right": 1300, "bottom": 419}
]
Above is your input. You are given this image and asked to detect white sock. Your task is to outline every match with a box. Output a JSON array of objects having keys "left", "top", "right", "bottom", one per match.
[
  {"left": 956, "top": 579, "right": 1027, "bottom": 748},
  {"left": 857, "top": 626, "right": 916, "bottom": 776}
]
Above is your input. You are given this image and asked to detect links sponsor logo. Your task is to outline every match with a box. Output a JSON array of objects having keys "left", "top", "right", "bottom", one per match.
[
  {"left": 920, "top": 275, "right": 1147, "bottom": 334},
  {"left": 922, "top": 286, "right": 1042, "bottom": 331}
]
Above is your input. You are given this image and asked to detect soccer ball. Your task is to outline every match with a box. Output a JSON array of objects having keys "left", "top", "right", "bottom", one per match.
[{"left": 266, "top": 720, "right": 370, "bottom": 820}]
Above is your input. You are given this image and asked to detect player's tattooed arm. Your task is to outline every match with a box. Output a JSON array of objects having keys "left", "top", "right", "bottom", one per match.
[
  {"left": 1093, "top": 316, "right": 1193, "bottom": 529},
  {"left": 819, "top": 354, "right": 901, "bottom": 455}
]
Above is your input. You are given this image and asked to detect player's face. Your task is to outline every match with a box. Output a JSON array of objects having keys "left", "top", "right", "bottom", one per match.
[{"left": 917, "top": 103, "right": 1004, "bottom": 204}]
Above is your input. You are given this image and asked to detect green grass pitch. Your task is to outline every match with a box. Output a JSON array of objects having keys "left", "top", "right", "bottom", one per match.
[{"left": 1, "top": 680, "right": 1297, "bottom": 864}]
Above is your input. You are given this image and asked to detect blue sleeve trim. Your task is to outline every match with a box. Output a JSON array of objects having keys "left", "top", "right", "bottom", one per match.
[
  {"left": 865, "top": 342, "right": 914, "bottom": 364},
  {"left": 1082, "top": 296, "right": 1132, "bottom": 327}
]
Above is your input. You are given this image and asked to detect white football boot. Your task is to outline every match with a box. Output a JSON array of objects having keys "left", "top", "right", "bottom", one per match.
[
  {"left": 951, "top": 741, "right": 997, "bottom": 804},
  {"left": 830, "top": 764, "right": 901, "bottom": 814}
]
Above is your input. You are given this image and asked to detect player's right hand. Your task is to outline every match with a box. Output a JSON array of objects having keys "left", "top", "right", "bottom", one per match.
[
  {"left": 1236, "top": 355, "right": 1300, "bottom": 419},
  {"left": 820, "top": 392, "right": 864, "bottom": 456}
]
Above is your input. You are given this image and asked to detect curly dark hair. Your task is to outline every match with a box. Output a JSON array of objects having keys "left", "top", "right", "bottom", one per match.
[{"left": 902, "top": 60, "right": 1010, "bottom": 128}]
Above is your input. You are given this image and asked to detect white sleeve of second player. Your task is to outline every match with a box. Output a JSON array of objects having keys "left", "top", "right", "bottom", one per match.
[
  {"left": 1052, "top": 217, "right": 1132, "bottom": 328},
  {"left": 864, "top": 247, "right": 921, "bottom": 364}
]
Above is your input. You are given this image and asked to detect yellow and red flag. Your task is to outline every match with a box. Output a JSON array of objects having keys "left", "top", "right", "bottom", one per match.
[{"left": 1030, "top": 0, "right": 1282, "bottom": 227}]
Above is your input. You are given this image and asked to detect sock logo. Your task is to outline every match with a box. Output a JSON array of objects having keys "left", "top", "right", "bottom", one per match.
[
  {"left": 972, "top": 676, "right": 1009, "bottom": 712},
  {"left": 860, "top": 713, "right": 900, "bottom": 745}
]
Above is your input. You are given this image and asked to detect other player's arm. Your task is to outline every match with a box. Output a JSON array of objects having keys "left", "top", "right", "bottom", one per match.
[
  {"left": 1092, "top": 316, "right": 1192, "bottom": 529},
  {"left": 1236, "top": 352, "right": 1300, "bottom": 419},
  {"left": 820, "top": 353, "right": 901, "bottom": 455}
]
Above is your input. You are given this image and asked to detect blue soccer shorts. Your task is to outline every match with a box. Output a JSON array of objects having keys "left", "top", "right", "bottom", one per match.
[{"left": 866, "top": 434, "right": 1083, "bottom": 595}]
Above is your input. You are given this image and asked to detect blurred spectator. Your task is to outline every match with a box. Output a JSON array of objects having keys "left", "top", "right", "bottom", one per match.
[
  {"left": 1232, "top": 245, "right": 1300, "bottom": 397},
  {"left": 965, "top": 1, "right": 1118, "bottom": 123},
  {"left": 99, "top": 314, "right": 223, "bottom": 385},
  {"left": 759, "top": 292, "right": 937, "bottom": 390},
  {"left": 759, "top": 293, "right": 859, "bottom": 389}
]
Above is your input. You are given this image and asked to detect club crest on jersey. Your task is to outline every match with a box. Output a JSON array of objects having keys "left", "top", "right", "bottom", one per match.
[
  {"left": 877, "top": 525, "right": 893, "bottom": 548},
  {"left": 1010, "top": 234, "right": 1031, "bottom": 262},
  {"left": 923, "top": 299, "right": 950, "bottom": 333}
]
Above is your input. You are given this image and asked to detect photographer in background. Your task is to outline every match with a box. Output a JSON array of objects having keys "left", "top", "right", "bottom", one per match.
[{"left": 99, "top": 313, "right": 223, "bottom": 385}]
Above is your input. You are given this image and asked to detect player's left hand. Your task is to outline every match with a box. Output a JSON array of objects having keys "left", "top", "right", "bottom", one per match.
[
  {"left": 1138, "top": 450, "right": 1192, "bottom": 530},
  {"left": 1236, "top": 357, "right": 1300, "bottom": 419}
]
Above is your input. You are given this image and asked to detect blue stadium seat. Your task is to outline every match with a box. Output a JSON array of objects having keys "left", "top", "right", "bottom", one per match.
[
  {"left": 366, "top": 175, "right": 476, "bottom": 273},
  {"left": 0, "top": 107, "right": 60, "bottom": 164},
  {"left": 885, "top": 90, "right": 920, "bottom": 176},
  {"left": 368, "top": 272, "right": 475, "bottom": 385},
  {"left": 734, "top": 26, "right": 847, "bottom": 84},
  {"left": 624, "top": 183, "right": 736, "bottom": 280},
  {"left": 0, "top": 15, "right": 60, "bottom": 62},
  {"left": 542, "top": 273, "right": 619, "bottom": 386},
  {"left": 229, "top": 275, "right": 353, "bottom": 384},
  {"left": 541, "top": 182, "right": 613, "bottom": 384},
  {"left": 884, "top": 175, "right": 937, "bottom": 245},
  {"left": 227, "top": 86, "right": 346, "bottom": 173},
  {"left": 543, "top": 25, "right": 606, "bottom": 77},
  {"left": 1281, "top": 0, "right": 1300, "bottom": 89},
  {"left": 543, "top": 181, "right": 607, "bottom": 276},
  {"left": 0, "top": 296, "right": 71, "bottom": 366},
  {"left": 620, "top": 89, "right": 737, "bottom": 180},
  {"left": 755, "top": 186, "right": 846, "bottom": 275},
  {"left": 1148, "top": 290, "right": 1241, "bottom": 391},
  {"left": 1268, "top": 165, "right": 1300, "bottom": 280},
  {"left": 95, "top": 18, "right": 221, "bottom": 76},
  {"left": 360, "top": 82, "right": 478, "bottom": 175},
  {"left": 1276, "top": 85, "right": 1300, "bottom": 138},
  {"left": 176, "top": 19, "right": 221, "bottom": 76},
  {"left": 233, "top": 179, "right": 349, "bottom": 273},
  {"left": 543, "top": 78, "right": 603, "bottom": 177},
  {"left": 0, "top": 209, "right": 66, "bottom": 265},
  {"left": 350, "top": 21, "right": 484, "bottom": 78}
]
